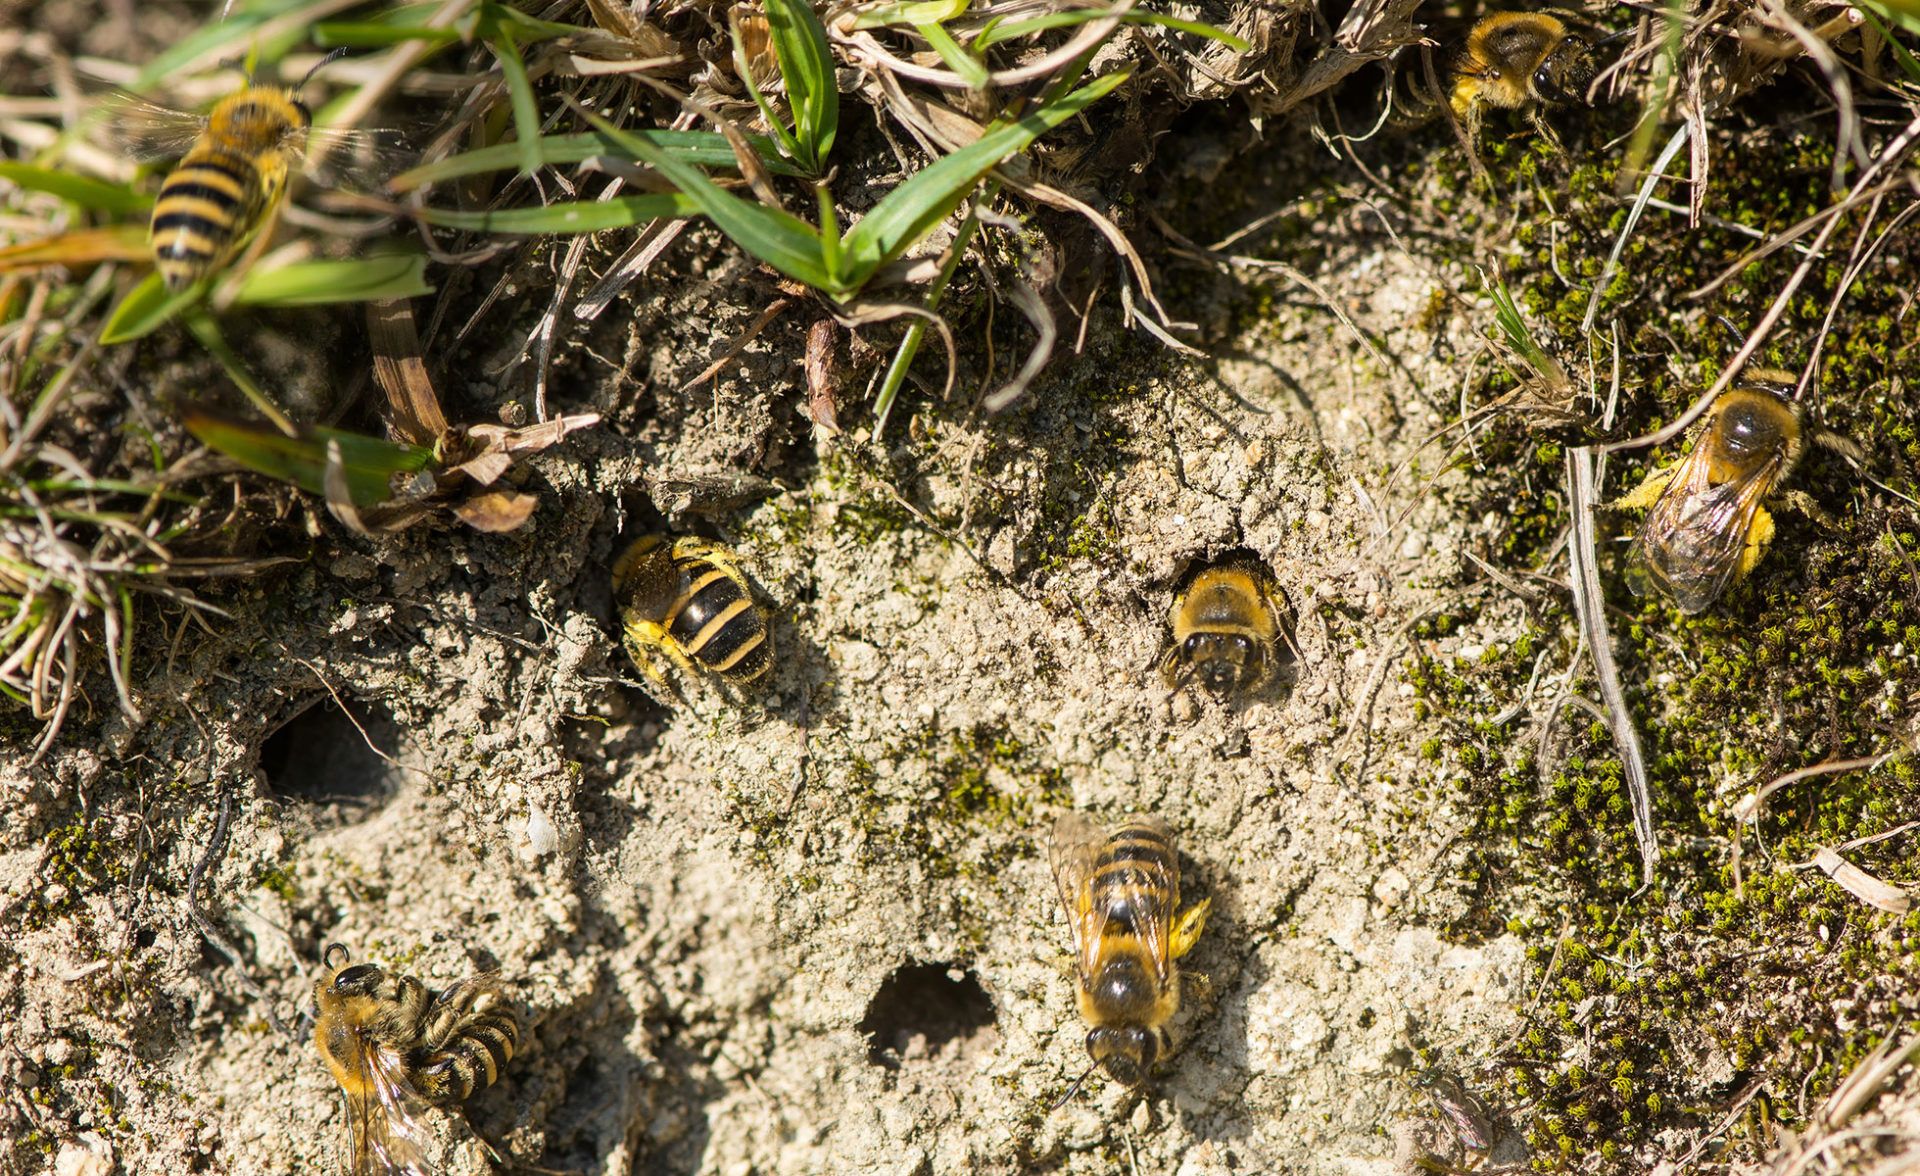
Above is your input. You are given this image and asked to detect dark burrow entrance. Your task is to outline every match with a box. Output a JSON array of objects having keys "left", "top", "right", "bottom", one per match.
[
  {"left": 257, "top": 696, "right": 406, "bottom": 819},
  {"left": 859, "top": 962, "right": 999, "bottom": 1068}
]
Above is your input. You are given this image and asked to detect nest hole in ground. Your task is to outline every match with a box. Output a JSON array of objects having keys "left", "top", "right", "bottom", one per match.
[
  {"left": 860, "top": 962, "right": 999, "bottom": 1069},
  {"left": 257, "top": 696, "right": 406, "bottom": 818}
]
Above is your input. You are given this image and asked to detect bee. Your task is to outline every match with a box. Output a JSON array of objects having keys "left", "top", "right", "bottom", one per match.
[
  {"left": 312, "top": 944, "right": 521, "bottom": 1176},
  {"left": 612, "top": 533, "right": 773, "bottom": 690},
  {"left": 1413, "top": 1068, "right": 1497, "bottom": 1159},
  {"left": 1048, "top": 812, "right": 1211, "bottom": 1100},
  {"left": 1450, "top": 13, "right": 1596, "bottom": 139},
  {"left": 114, "top": 52, "right": 358, "bottom": 290},
  {"left": 1618, "top": 372, "right": 1822, "bottom": 614},
  {"left": 1160, "top": 560, "right": 1290, "bottom": 703}
]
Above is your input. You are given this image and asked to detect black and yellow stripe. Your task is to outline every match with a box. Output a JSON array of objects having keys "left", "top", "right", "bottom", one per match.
[
  {"left": 1089, "top": 820, "right": 1178, "bottom": 933},
  {"left": 665, "top": 560, "right": 771, "bottom": 681},
  {"left": 613, "top": 533, "right": 773, "bottom": 687},
  {"left": 151, "top": 150, "right": 262, "bottom": 290},
  {"left": 415, "top": 999, "right": 519, "bottom": 1104}
]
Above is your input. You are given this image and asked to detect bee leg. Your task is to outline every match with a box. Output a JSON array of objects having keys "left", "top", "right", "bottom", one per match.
[
  {"left": 1777, "top": 488, "right": 1837, "bottom": 527},
  {"left": 1813, "top": 428, "right": 1867, "bottom": 464},
  {"left": 1157, "top": 644, "right": 1183, "bottom": 691},
  {"left": 621, "top": 620, "right": 694, "bottom": 690},
  {"left": 1527, "top": 109, "right": 1566, "bottom": 153},
  {"left": 672, "top": 537, "right": 754, "bottom": 594},
  {"left": 1178, "top": 968, "right": 1215, "bottom": 1007},
  {"left": 1459, "top": 103, "right": 1487, "bottom": 154},
  {"left": 1261, "top": 581, "right": 1303, "bottom": 663},
  {"left": 1611, "top": 466, "right": 1675, "bottom": 511},
  {"left": 1170, "top": 896, "right": 1212, "bottom": 959},
  {"left": 1735, "top": 504, "right": 1779, "bottom": 580}
]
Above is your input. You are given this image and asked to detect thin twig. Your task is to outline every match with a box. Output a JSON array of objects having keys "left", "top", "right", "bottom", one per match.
[{"left": 1567, "top": 446, "right": 1657, "bottom": 884}]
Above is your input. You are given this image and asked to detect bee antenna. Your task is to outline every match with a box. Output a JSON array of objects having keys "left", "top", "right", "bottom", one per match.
[
  {"left": 1164, "top": 661, "right": 1198, "bottom": 707},
  {"left": 1051, "top": 1061, "right": 1099, "bottom": 1111},
  {"left": 323, "top": 942, "right": 350, "bottom": 970},
  {"left": 298, "top": 48, "right": 352, "bottom": 91}
]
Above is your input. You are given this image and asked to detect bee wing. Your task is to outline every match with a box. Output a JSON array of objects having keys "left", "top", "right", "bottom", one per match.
[
  {"left": 302, "top": 125, "right": 416, "bottom": 192},
  {"left": 97, "top": 92, "right": 208, "bottom": 162},
  {"left": 1625, "top": 441, "right": 1783, "bottom": 614},
  {"left": 1121, "top": 815, "right": 1178, "bottom": 986},
  {"left": 429, "top": 971, "right": 503, "bottom": 1009},
  {"left": 1048, "top": 812, "right": 1112, "bottom": 980},
  {"left": 342, "top": 1039, "right": 439, "bottom": 1176}
]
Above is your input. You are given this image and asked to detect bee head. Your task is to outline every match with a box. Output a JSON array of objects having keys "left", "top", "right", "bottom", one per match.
[
  {"left": 1532, "top": 36, "right": 1595, "bottom": 105},
  {"left": 329, "top": 962, "right": 388, "bottom": 996},
  {"left": 1086, "top": 1025, "right": 1157, "bottom": 1087},
  {"left": 1183, "top": 633, "right": 1260, "bottom": 699}
]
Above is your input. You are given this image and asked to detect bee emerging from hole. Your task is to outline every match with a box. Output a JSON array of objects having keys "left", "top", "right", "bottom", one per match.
[
  {"left": 1048, "top": 812, "right": 1211, "bottom": 1102},
  {"left": 1160, "top": 558, "right": 1291, "bottom": 704},
  {"left": 612, "top": 533, "right": 773, "bottom": 692},
  {"left": 1617, "top": 371, "right": 1853, "bottom": 614},
  {"left": 1450, "top": 12, "right": 1597, "bottom": 143},
  {"left": 312, "top": 944, "right": 521, "bottom": 1176}
]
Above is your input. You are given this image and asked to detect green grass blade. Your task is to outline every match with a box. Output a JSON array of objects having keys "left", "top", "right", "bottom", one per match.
[
  {"left": 313, "top": 21, "right": 462, "bottom": 47},
  {"left": 734, "top": 15, "right": 805, "bottom": 165},
  {"left": 491, "top": 4, "right": 592, "bottom": 40},
  {"left": 488, "top": 20, "right": 546, "bottom": 177},
  {"left": 852, "top": 0, "right": 967, "bottom": 29},
  {"left": 184, "top": 312, "right": 296, "bottom": 435},
  {"left": 418, "top": 193, "right": 699, "bottom": 234},
  {"left": 185, "top": 413, "right": 433, "bottom": 507},
  {"left": 100, "top": 273, "right": 202, "bottom": 345},
  {"left": 974, "top": 8, "right": 1249, "bottom": 50},
  {"left": 0, "top": 164, "right": 151, "bottom": 216},
  {"left": 1489, "top": 278, "right": 1552, "bottom": 374},
  {"left": 389, "top": 130, "right": 800, "bottom": 191},
  {"left": 131, "top": 0, "right": 313, "bottom": 88},
  {"left": 764, "top": 0, "right": 839, "bottom": 170},
  {"left": 1853, "top": 5, "right": 1920, "bottom": 76},
  {"left": 1860, "top": 0, "right": 1920, "bottom": 26},
  {"left": 313, "top": 2, "right": 458, "bottom": 46},
  {"left": 918, "top": 21, "right": 989, "bottom": 89},
  {"left": 230, "top": 253, "right": 433, "bottom": 306},
  {"left": 577, "top": 113, "right": 836, "bottom": 291},
  {"left": 817, "top": 183, "right": 841, "bottom": 284},
  {"left": 840, "top": 70, "right": 1126, "bottom": 282}
]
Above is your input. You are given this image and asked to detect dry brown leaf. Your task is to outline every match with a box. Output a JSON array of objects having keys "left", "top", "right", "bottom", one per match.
[
  {"left": 464, "top": 413, "right": 602, "bottom": 455},
  {"left": 452, "top": 490, "right": 539, "bottom": 532},
  {"left": 805, "top": 318, "right": 840, "bottom": 434},
  {"left": 446, "top": 451, "right": 514, "bottom": 485},
  {"left": 367, "top": 299, "right": 448, "bottom": 447},
  {"left": 1809, "top": 847, "right": 1914, "bottom": 914}
]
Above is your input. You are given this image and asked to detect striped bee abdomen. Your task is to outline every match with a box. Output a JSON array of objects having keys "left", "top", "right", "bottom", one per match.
[
  {"left": 1091, "top": 821, "right": 1178, "bottom": 928},
  {"left": 666, "top": 559, "right": 772, "bottom": 682},
  {"left": 613, "top": 534, "right": 774, "bottom": 692},
  {"left": 150, "top": 150, "right": 261, "bottom": 290},
  {"left": 415, "top": 1006, "right": 519, "bottom": 1104}
]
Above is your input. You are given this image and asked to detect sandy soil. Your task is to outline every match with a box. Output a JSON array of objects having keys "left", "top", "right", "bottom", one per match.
[{"left": 7, "top": 7, "right": 1920, "bottom": 1176}]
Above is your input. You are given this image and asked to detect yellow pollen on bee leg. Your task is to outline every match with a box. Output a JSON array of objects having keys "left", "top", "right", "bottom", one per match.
[
  {"left": 1738, "top": 506, "right": 1777, "bottom": 578},
  {"left": 1171, "top": 897, "right": 1212, "bottom": 959},
  {"left": 1614, "top": 467, "right": 1676, "bottom": 511}
]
